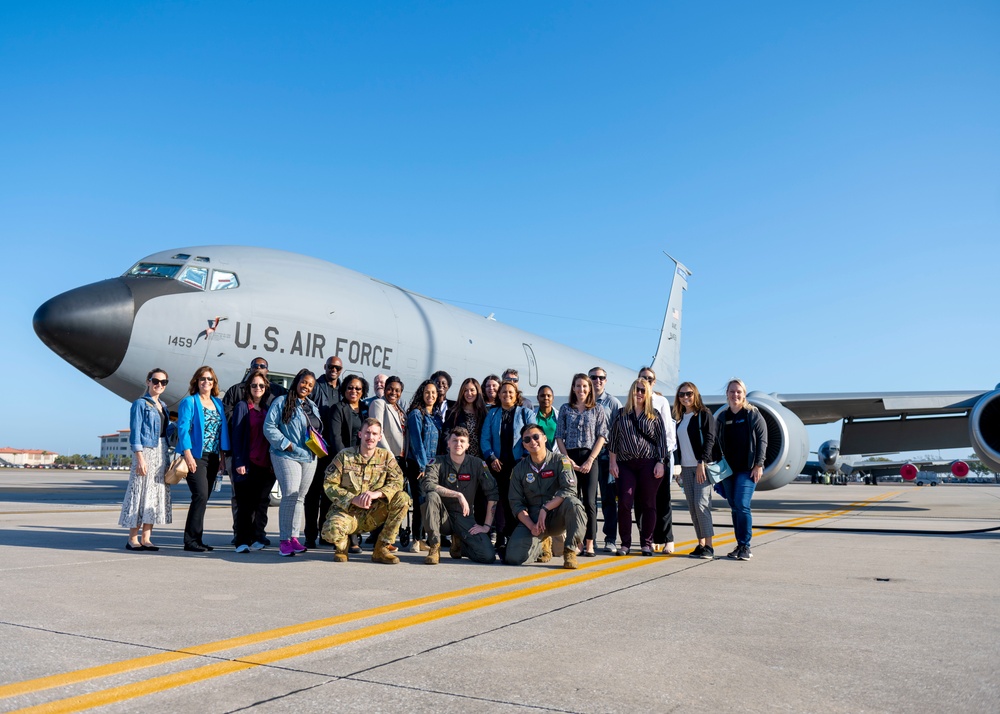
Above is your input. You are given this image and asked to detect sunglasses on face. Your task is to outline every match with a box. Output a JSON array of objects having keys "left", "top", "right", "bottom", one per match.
[
  {"left": 149, "top": 378, "right": 168, "bottom": 387},
  {"left": 346, "top": 385, "right": 362, "bottom": 391},
  {"left": 251, "top": 363, "right": 268, "bottom": 370},
  {"left": 250, "top": 383, "right": 267, "bottom": 390},
  {"left": 635, "top": 388, "right": 647, "bottom": 394},
  {"left": 522, "top": 433, "right": 544, "bottom": 443},
  {"left": 326, "top": 364, "right": 342, "bottom": 371},
  {"left": 678, "top": 391, "right": 694, "bottom": 398},
  {"left": 589, "top": 375, "right": 606, "bottom": 381},
  {"left": 199, "top": 377, "right": 214, "bottom": 383}
]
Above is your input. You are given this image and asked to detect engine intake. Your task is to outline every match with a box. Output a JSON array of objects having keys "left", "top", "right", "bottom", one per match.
[{"left": 969, "top": 388, "right": 1000, "bottom": 473}]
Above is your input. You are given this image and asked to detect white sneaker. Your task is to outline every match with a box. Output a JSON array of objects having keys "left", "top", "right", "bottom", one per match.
[
  {"left": 250, "top": 541, "right": 266, "bottom": 551},
  {"left": 408, "top": 541, "right": 421, "bottom": 553},
  {"left": 235, "top": 544, "right": 250, "bottom": 553},
  {"left": 604, "top": 540, "right": 617, "bottom": 553}
]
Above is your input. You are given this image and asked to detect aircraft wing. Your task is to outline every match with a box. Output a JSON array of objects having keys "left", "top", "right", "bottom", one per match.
[
  {"left": 703, "top": 390, "right": 989, "bottom": 457},
  {"left": 775, "top": 391, "right": 986, "bottom": 455}
]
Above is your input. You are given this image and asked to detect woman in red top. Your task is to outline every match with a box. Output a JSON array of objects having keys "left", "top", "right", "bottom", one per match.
[{"left": 230, "top": 369, "right": 274, "bottom": 552}]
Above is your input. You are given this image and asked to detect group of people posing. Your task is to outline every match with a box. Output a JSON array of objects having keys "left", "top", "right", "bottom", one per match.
[{"left": 119, "top": 356, "right": 767, "bottom": 565}]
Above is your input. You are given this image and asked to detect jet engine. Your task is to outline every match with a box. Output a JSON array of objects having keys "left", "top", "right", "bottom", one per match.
[
  {"left": 950, "top": 460, "right": 969, "bottom": 478},
  {"left": 714, "top": 391, "right": 810, "bottom": 491},
  {"left": 969, "top": 387, "right": 1000, "bottom": 473}
]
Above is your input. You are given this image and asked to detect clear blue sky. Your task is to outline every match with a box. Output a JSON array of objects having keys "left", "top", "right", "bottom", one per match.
[{"left": 2, "top": 2, "right": 998, "bottom": 459}]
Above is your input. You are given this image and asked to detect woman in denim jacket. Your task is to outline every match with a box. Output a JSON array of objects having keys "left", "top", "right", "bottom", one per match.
[
  {"left": 119, "top": 368, "right": 176, "bottom": 551},
  {"left": 264, "top": 369, "right": 321, "bottom": 557},
  {"left": 405, "top": 379, "right": 441, "bottom": 553}
]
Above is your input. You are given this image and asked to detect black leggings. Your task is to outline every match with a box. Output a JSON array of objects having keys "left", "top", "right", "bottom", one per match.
[{"left": 568, "top": 448, "right": 599, "bottom": 543}]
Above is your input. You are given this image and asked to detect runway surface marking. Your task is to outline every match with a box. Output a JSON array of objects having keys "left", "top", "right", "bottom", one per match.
[{"left": 4, "top": 490, "right": 899, "bottom": 713}]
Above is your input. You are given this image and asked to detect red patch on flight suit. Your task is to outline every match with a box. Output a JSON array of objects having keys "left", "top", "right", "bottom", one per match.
[
  {"left": 540, "top": 470, "right": 555, "bottom": 479},
  {"left": 457, "top": 473, "right": 472, "bottom": 481}
]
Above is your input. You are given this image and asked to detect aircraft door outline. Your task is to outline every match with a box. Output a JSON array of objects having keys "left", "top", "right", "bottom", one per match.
[{"left": 522, "top": 343, "right": 538, "bottom": 388}]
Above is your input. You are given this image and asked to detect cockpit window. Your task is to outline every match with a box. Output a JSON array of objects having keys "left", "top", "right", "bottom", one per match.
[
  {"left": 125, "top": 263, "right": 182, "bottom": 279},
  {"left": 210, "top": 271, "right": 239, "bottom": 291},
  {"left": 177, "top": 266, "right": 209, "bottom": 289}
]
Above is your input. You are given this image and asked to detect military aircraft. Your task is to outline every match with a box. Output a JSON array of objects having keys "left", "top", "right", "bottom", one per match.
[
  {"left": 32, "top": 246, "right": 1000, "bottom": 490},
  {"left": 803, "top": 439, "right": 971, "bottom": 483}
]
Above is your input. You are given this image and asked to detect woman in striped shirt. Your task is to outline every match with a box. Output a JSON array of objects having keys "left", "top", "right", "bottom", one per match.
[{"left": 608, "top": 379, "right": 669, "bottom": 556}]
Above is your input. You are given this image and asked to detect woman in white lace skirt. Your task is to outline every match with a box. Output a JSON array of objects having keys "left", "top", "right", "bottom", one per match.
[{"left": 119, "top": 368, "right": 176, "bottom": 550}]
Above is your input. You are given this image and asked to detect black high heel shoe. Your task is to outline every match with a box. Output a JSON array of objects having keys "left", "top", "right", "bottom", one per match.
[{"left": 125, "top": 542, "right": 142, "bottom": 551}]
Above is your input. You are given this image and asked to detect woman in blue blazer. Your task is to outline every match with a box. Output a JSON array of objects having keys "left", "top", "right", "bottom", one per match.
[{"left": 177, "top": 365, "right": 230, "bottom": 552}]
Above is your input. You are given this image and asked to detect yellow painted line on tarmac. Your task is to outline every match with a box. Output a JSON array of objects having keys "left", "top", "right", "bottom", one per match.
[
  {"left": 7, "top": 490, "right": 901, "bottom": 713},
  {"left": 0, "top": 555, "right": 617, "bottom": 702},
  {"left": 10, "top": 555, "right": 665, "bottom": 714}
]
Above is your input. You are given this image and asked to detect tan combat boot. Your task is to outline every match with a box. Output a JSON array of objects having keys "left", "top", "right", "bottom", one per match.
[
  {"left": 333, "top": 540, "right": 349, "bottom": 563},
  {"left": 372, "top": 540, "right": 400, "bottom": 564},
  {"left": 424, "top": 544, "right": 440, "bottom": 565},
  {"left": 537, "top": 536, "right": 553, "bottom": 563},
  {"left": 563, "top": 547, "right": 578, "bottom": 570},
  {"left": 450, "top": 533, "right": 463, "bottom": 560}
]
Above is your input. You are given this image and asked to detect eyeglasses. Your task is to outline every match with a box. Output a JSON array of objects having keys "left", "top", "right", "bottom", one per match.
[
  {"left": 635, "top": 388, "right": 647, "bottom": 394},
  {"left": 198, "top": 377, "right": 214, "bottom": 383},
  {"left": 589, "top": 375, "right": 606, "bottom": 381},
  {"left": 505, "top": 376, "right": 519, "bottom": 383},
  {"left": 149, "top": 378, "right": 168, "bottom": 387},
  {"left": 346, "top": 385, "right": 363, "bottom": 391},
  {"left": 522, "top": 433, "right": 544, "bottom": 443},
  {"left": 249, "top": 383, "right": 267, "bottom": 391},
  {"left": 678, "top": 391, "right": 694, "bottom": 398},
  {"left": 251, "top": 363, "right": 268, "bottom": 370},
  {"left": 326, "top": 364, "right": 342, "bottom": 371}
]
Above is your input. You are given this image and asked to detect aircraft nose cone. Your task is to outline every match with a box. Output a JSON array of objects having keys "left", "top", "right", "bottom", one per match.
[{"left": 33, "top": 278, "right": 135, "bottom": 380}]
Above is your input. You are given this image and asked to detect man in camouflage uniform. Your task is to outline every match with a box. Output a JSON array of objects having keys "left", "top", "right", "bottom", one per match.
[
  {"left": 322, "top": 418, "right": 410, "bottom": 564},
  {"left": 420, "top": 426, "right": 498, "bottom": 564},
  {"left": 505, "top": 423, "right": 585, "bottom": 569}
]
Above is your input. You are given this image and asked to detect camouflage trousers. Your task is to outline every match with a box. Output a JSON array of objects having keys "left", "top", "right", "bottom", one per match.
[
  {"left": 421, "top": 491, "right": 496, "bottom": 563},
  {"left": 321, "top": 490, "right": 411, "bottom": 549},
  {"left": 505, "top": 495, "right": 585, "bottom": 565}
]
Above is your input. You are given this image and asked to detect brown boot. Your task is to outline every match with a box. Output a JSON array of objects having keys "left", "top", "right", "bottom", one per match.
[
  {"left": 424, "top": 544, "right": 440, "bottom": 565},
  {"left": 333, "top": 542, "right": 349, "bottom": 563},
  {"left": 563, "top": 548, "right": 578, "bottom": 570},
  {"left": 372, "top": 540, "right": 400, "bottom": 565},
  {"left": 537, "top": 536, "right": 552, "bottom": 563},
  {"left": 450, "top": 533, "right": 463, "bottom": 560}
]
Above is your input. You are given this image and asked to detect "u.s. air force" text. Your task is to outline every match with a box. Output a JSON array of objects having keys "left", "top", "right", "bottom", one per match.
[{"left": 233, "top": 322, "right": 392, "bottom": 369}]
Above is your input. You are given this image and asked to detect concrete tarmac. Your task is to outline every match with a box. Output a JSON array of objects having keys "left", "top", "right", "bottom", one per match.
[{"left": 1, "top": 470, "right": 998, "bottom": 713}]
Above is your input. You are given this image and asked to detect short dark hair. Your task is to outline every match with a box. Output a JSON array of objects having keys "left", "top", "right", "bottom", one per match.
[
  {"left": 448, "top": 426, "right": 470, "bottom": 440},
  {"left": 430, "top": 370, "right": 453, "bottom": 388},
  {"left": 520, "top": 423, "right": 544, "bottom": 438}
]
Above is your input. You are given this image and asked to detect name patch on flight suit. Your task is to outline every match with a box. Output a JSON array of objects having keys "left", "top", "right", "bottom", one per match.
[
  {"left": 541, "top": 470, "right": 555, "bottom": 479},
  {"left": 457, "top": 473, "right": 472, "bottom": 481}
]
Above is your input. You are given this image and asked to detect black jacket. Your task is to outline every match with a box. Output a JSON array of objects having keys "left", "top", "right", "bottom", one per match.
[
  {"left": 675, "top": 407, "right": 716, "bottom": 464},
  {"left": 714, "top": 407, "right": 768, "bottom": 472}
]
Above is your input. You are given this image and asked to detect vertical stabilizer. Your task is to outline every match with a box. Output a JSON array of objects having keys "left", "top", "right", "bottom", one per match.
[{"left": 649, "top": 253, "right": 691, "bottom": 393}]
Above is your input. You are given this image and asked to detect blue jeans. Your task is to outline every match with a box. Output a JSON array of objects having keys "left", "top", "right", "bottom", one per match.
[{"left": 722, "top": 471, "right": 756, "bottom": 547}]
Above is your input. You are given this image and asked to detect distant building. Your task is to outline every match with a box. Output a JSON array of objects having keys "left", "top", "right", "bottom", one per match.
[
  {"left": 100, "top": 430, "right": 131, "bottom": 459},
  {"left": 0, "top": 447, "right": 58, "bottom": 467}
]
